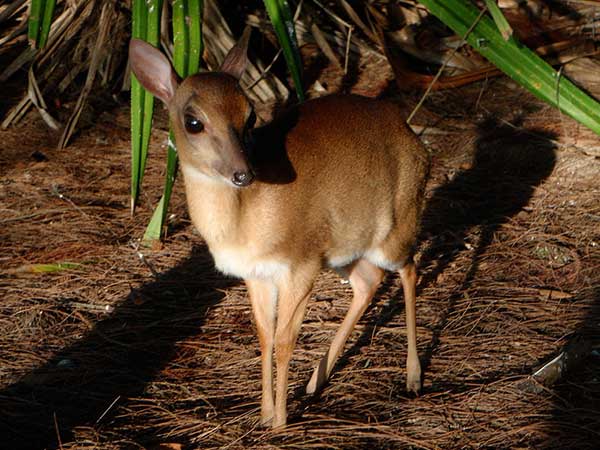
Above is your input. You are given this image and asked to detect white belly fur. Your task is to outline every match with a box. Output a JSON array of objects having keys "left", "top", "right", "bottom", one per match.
[
  {"left": 327, "top": 248, "right": 402, "bottom": 272},
  {"left": 211, "top": 246, "right": 290, "bottom": 281}
]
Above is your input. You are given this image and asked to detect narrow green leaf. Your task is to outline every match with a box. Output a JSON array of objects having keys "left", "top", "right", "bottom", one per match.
[
  {"left": 130, "top": 0, "right": 148, "bottom": 213},
  {"left": 140, "top": 0, "right": 163, "bottom": 196},
  {"left": 187, "top": 0, "right": 204, "bottom": 75},
  {"left": 38, "top": 0, "right": 56, "bottom": 48},
  {"left": 132, "top": 0, "right": 147, "bottom": 39},
  {"left": 28, "top": 0, "right": 43, "bottom": 47},
  {"left": 279, "top": 0, "right": 303, "bottom": 71},
  {"left": 418, "top": 0, "right": 600, "bottom": 136},
  {"left": 130, "top": 0, "right": 163, "bottom": 214},
  {"left": 483, "top": 0, "right": 513, "bottom": 41},
  {"left": 130, "top": 76, "right": 144, "bottom": 212},
  {"left": 143, "top": 134, "right": 178, "bottom": 244},
  {"left": 142, "top": 194, "right": 165, "bottom": 243},
  {"left": 263, "top": 0, "right": 304, "bottom": 101},
  {"left": 172, "top": 0, "right": 189, "bottom": 76},
  {"left": 15, "top": 262, "right": 81, "bottom": 274}
]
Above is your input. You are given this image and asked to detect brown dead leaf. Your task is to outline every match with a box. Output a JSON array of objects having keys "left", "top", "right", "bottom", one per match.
[
  {"left": 147, "top": 444, "right": 183, "bottom": 450},
  {"left": 538, "top": 288, "right": 573, "bottom": 300}
]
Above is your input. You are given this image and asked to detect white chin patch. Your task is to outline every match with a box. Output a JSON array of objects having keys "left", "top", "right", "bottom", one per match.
[{"left": 181, "top": 165, "right": 231, "bottom": 186}]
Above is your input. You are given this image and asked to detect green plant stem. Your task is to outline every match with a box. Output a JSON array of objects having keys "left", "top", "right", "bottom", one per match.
[{"left": 263, "top": 0, "right": 304, "bottom": 101}]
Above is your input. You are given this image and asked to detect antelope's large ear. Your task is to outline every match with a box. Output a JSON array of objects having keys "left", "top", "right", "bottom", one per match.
[
  {"left": 129, "top": 39, "right": 178, "bottom": 105},
  {"left": 220, "top": 26, "right": 251, "bottom": 80}
]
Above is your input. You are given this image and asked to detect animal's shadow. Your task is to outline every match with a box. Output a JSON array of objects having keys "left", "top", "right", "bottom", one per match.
[
  {"left": 417, "top": 118, "right": 557, "bottom": 384},
  {"left": 0, "top": 245, "right": 238, "bottom": 449},
  {"left": 296, "top": 117, "right": 558, "bottom": 409}
]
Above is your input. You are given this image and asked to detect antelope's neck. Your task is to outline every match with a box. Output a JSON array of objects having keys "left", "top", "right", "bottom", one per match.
[{"left": 181, "top": 166, "right": 241, "bottom": 247}]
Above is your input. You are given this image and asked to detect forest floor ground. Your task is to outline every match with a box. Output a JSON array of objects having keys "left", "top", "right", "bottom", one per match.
[{"left": 1, "top": 71, "right": 599, "bottom": 449}]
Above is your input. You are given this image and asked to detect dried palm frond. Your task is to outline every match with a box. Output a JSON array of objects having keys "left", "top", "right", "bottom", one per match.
[{"left": 1, "top": 0, "right": 128, "bottom": 142}]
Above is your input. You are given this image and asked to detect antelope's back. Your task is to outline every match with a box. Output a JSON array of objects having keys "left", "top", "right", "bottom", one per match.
[{"left": 246, "top": 94, "right": 430, "bottom": 261}]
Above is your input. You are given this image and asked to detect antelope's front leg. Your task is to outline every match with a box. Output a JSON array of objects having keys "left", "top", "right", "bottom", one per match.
[
  {"left": 246, "top": 278, "right": 277, "bottom": 425},
  {"left": 272, "top": 265, "right": 318, "bottom": 428}
]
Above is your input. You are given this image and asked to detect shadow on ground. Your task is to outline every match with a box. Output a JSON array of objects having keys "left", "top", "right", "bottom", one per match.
[
  {"left": 417, "top": 118, "right": 557, "bottom": 382},
  {"left": 0, "top": 245, "right": 237, "bottom": 449}
]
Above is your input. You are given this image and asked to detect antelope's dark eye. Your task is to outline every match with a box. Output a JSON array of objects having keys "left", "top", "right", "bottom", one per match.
[{"left": 184, "top": 115, "right": 204, "bottom": 134}]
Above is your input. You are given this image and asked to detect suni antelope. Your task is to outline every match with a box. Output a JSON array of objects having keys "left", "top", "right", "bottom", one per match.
[{"left": 129, "top": 30, "right": 430, "bottom": 428}]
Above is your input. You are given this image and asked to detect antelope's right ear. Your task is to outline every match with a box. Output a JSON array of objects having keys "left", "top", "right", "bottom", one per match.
[{"left": 129, "top": 39, "right": 178, "bottom": 105}]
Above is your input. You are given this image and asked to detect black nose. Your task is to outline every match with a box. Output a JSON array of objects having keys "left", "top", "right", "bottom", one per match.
[{"left": 232, "top": 170, "right": 255, "bottom": 187}]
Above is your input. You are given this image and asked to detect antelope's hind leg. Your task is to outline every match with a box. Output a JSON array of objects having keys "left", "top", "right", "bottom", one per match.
[
  {"left": 306, "top": 259, "right": 384, "bottom": 394},
  {"left": 400, "top": 259, "right": 421, "bottom": 393}
]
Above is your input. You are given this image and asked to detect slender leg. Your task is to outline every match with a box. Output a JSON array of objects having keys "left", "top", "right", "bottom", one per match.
[
  {"left": 400, "top": 260, "right": 421, "bottom": 393},
  {"left": 306, "top": 259, "right": 384, "bottom": 394},
  {"left": 272, "top": 265, "right": 318, "bottom": 429},
  {"left": 246, "top": 278, "right": 277, "bottom": 425}
]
